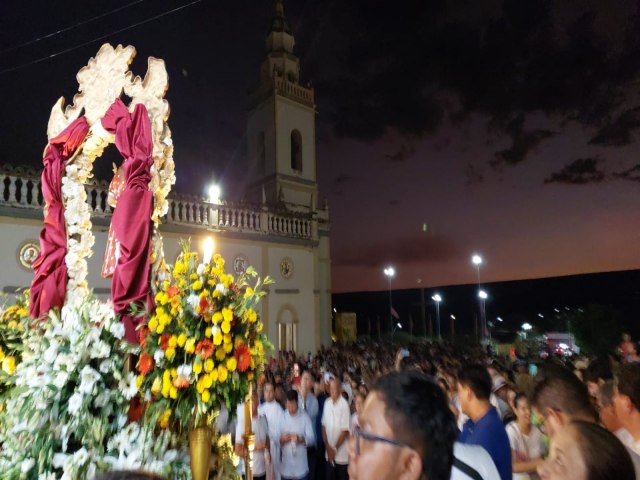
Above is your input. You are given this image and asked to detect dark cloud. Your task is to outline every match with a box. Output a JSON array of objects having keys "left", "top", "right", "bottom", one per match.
[
  {"left": 589, "top": 106, "right": 640, "bottom": 146},
  {"left": 493, "top": 114, "right": 556, "bottom": 166},
  {"left": 334, "top": 174, "right": 354, "bottom": 185},
  {"left": 333, "top": 232, "right": 462, "bottom": 268},
  {"left": 615, "top": 164, "right": 640, "bottom": 182},
  {"left": 465, "top": 163, "right": 484, "bottom": 185},
  {"left": 385, "top": 144, "right": 416, "bottom": 163},
  {"left": 544, "top": 157, "right": 606, "bottom": 184}
]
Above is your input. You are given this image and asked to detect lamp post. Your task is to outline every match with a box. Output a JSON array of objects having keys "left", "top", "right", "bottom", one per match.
[
  {"left": 383, "top": 266, "right": 395, "bottom": 337},
  {"left": 479, "top": 289, "right": 488, "bottom": 342},
  {"left": 471, "top": 254, "right": 486, "bottom": 342},
  {"left": 432, "top": 294, "right": 442, "bottom": 340},
  {"left": 208, "top": 183, "right": 221, "bottom": 204}
]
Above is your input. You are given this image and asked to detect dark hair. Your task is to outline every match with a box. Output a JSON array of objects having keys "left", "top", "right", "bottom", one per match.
[
  {"left": 286, "top": 389, "right": 298, "bottom": 402},
  {"left": 584, "top": 357, "right": 613, "bottom": 384},
  {"left": 513, "top": 392, "right": 528, "bottom": 409},
  {"left": 93, "top": 472, "right": 166, "bottom": 480},
  {"left": 616, "top": 362, "right": 640, "bottom": 410},
  {"left": 597, "top": 380, "right": 615, "bottom": 408},
  {"left": 531, "top": 365, "right": 596, "bottom": 421},
  {"left": 457, "top": 364, "right": 492, "bottom": 400},
  {"left": 373, "top": 370, "right": 458, "bottom": 480},
  {"left": 570, "top": 420, "right": 635, "bottom": 480}
]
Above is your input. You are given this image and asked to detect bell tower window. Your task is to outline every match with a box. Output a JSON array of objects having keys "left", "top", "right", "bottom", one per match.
[{"left": 291, "top": 129, "right": 302, "bottom": 172}]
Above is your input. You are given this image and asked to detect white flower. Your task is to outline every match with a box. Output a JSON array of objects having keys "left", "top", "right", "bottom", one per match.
[
  {"left": 91, "top": 340, "right": 111, "bottom": 359},
  {"left": 99, "top": 359, "right": 112, "bottom": 373},
  {"left": 121, "top": 373, "right": 138, "bottom": 400},
  {"left": 187, "top": 294, "right": 199, "bottom": 312},
  {"left": 212, "top": 324, "right": 221, "bottom": 337},
  {"left": 52, "top": 453, "right": 69, "bottom": 469},
  {"left": 54, "top": 371, "right": 69, "bottom": 389},
  {"left": 78, "top": 365, "right": 101, "bottom": 394},
  {"left": 21, "top": 458, "right": 35, "bottom": 473},
  {"left": 154, "top": 349, "right": 165, "bottom": 364},
  {"left": 197, "top": 263, "right": 205, "bottom": 275},
  {"left": 94, "top": 391, "right": 110, "bottom": 408},
  {"left": 177, "top": 364, "right": 192, "bottom": 378},
  {"left": 109, "top": 321, "right": 125, "bottom": 339},
  {"left": 72, "top": 447, "right": 89, "bottom": 466},
  {"left": 43, "top": 341, "right": 59, "bottom": 364},
  {"left": 68, "top": 392, "right": 83, "bottom": 416},
  {"left": 216, "top": 283, "right": 227, "bottom": 295}
]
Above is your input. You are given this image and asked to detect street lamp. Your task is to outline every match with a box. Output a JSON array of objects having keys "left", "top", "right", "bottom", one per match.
[
  {"left": 432, "top": 293, "right": 442, "bottom": 340},
  {"left": 522, "top": 323, "right": 533, "bottom": 331},
  {"left": 383, "top": 266, "right": 395, "bottom": 337},
  {"left": 208, "top": 184, "right": 221, "bottom": 204},
  {"left": 472, "top": 253, "right": 486, "bottom": 342},
  {"left": 478, "top": 289, "right": 488, "bottom": 342}
]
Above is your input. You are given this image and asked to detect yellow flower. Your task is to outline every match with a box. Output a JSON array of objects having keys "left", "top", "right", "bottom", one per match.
[
  {"left": 192, "top": 280, "right": 203, "bottom": 291},
  {"left": 8, "top": 321, "right": 17, "bottom": 330},
  {"left": 156, "top": 323, "right": 165, "bottom": 334},
  {"left": 196, "top": 378, "right": 205, "bottom": 394},
  {"left": 221, "top": 321, "right": 231, "bottom": 334},
  {"left": 136, "top": 375, "right": 144, "bottom": 390},
  {"left": 213, "top": 332, "right": 223, "bottom": 346},
  {"left": 200, "top": 289, "right": 210, "bottom": 298},
  {"left": 168, "top": 335, "right": 178, "bottom": 348},
  {"left": 193, "top": 360, "right": 203, "bottom": 374},
  {"left": 185, "top": 338, "right": 196, "bottom": 354},
  {"left": 151, "top": 377, "right": 162, "bottom": 395},
  {"left": 165, "top": 347, "right": 176, "bottom": 361},
  {"left": 244, "top": 287, "right": 254, "bottom": 299},
  {"left": 202, "top": 389, "right": 211, "bottom": 403},
  {"left": 0, "top": 347, "right": 4, "bottom": 361},
  {"left": 212, "top": 312, "right": 223, "bottom": 324},
  {"left": 203, "top": 374, "right": 213, "bottom": 389},
  {"left": 177, "top": 333, "right": 187, "bottom": 347},
  {"left": 217, "top": 365, "right": 228, "bottom": 383},
  {"left": 256, "top": 322, "right": 264, "bottom": 333},
  {"left": 210, "top": 369, "right": 219, "bottom": 383},
  {"left": 226, "top": 357, "right": 237, "bottom": 372},
  {"left": 222, "top": 274, "right": 233, "bottom": 288},
  {"left": 223, "top": 333, "right": 232, "bottom": 345},
  {"left": 159, "top": 409, "right": 172, "bottom": 429},
  {"left": 215, "top": 348, "right": 226, "bottom": 361},
  {"left": 213, "top": 253, "right": 222, "bottom": 264},
  {"left": 205, "top": 327, "right": 212, "bottom": 338},
  {"left": 224, "top": 342, "right": 233, "bottom": 354},
  {"left": 179, "top": 279, "right": 187, "bottom": 289},
  {"left": 190, "top": 273, "right": 198, "bottom": 281},
  {"left": 248, "top": 372, "right": 254, "bottom": 381},
  {"left": 148, "top": 316, "right": 158, "bottom": 332},
  {"left": 205, "top": 359, "right": 214, "bottom": 373},
  {"left": 2, "top": 356, "right": 15, "bottom": 374},
  {"left": 170, "top": 386, "right": 178, "bottom": 399},
  {"left": 222, "top": 308, "right": 233, "bottom": 323}
]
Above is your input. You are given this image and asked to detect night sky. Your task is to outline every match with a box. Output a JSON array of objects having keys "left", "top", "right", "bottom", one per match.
[{"left": 2, "top": 0, "right": 640, "bottom": 294}]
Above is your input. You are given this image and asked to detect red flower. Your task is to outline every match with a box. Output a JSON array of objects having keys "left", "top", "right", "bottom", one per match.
[
  {"left": 199, "top": 296, "right": 210, "bottom": 314},
  {"left": 167, "top": 285, "right": 181, "bottom": 298},
  {"left": 138, "top": 351, "right": 154, "bottom": 375},
  {"left": 159, "top": 333, "right": 171, "bottom": 351},
  {"left": 235, "top": 344, "right": 251, "bottom": 372},
  {"left": 138, "top": 326, "right": 150, "bottom": 348},
  {"left": 195, "top": 339, "right": 214, "bottom": 360}
]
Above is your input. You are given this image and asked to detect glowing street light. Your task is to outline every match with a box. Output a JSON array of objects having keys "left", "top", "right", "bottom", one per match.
[
  {"left": 478, "top": 290, "right": 488, "bottom": 299},
  {"left": 202, "top": 237, "right": 214, "bottom": 264},
  {"left": 432, "top": 293, "right": 442, "bottom": 340},
  {"left": 522, "top": 323, "right": 533, "bottom": 331},
  {"left": 383, "top": 266, "right": 396, "bottom": 337},
  {"left": 397, "top": 322, "right": 402, "bottom": 329},
  {"left": 208, "top": 184, "right": 221, "bottom": 204},
  {"left": 471, "top": 254, "right": 487, "bottom": 342},
  {"left": 471, "top": 254, "right": 483, "bottom": 266}
]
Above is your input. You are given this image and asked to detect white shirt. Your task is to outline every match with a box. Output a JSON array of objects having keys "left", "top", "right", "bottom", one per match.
[
  {"left": 260, "top": 400, "right": 284, "bottom": 445},
  {"left": 321, "top": 396, "right": 350, "bottom": 465},
  {"left": 450, "top": 442, "right": 500, "bottom": 480},
  {"left": 278, "top": 409, "right": 315, "bottom": 479},
  {"left": 505, "top": 422, "right": 545, "bottom": 480},
  {"left": 235, "top": 412, "right": 269, "bottom": 476}
]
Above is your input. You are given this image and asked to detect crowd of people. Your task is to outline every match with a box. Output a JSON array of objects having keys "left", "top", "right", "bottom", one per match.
[{"left": 102, "top": 336, "right": 640, "bottom": 480}]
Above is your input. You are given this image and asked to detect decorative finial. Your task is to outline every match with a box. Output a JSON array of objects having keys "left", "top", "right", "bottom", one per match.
[{"left": 275, "top": 0, "right": 284, "bottom": 16}]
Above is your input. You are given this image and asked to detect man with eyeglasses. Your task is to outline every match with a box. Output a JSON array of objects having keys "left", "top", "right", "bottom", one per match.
[{"left": 347, "top": 370, "right": 459, "bottom": 480}]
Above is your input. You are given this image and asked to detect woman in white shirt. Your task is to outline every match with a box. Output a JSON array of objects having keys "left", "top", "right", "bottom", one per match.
[{"left": 506, "top": 393, "right": 545, "bottom": 480}]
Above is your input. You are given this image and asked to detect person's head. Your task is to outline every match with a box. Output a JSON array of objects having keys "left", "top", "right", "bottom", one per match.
[
  {"left": 512, "top": 392, "right": 531, "bottom": 423},
  {"left": 329, "top": 377, "right": 342, "bottom": 401},
  {"left": 531, "top": 367, "right": 596, "bottom": 438},
  {"left": 348, "top": 370, "right": 457, "bottom": 480},
  {"left": 264, "top": 381, "right": 275, "bottom": 402},
  {"left": 354, "top": 391, "right": 366, "bottom": 415},
  {"left": 301, "top": 370, "right": 314, "bottom": 392},
  {"left": 597, "top": 380, "right": 621, "bottom": 433},
  {"left": 537, "top": 420, "right": 635, "bottom": 480},
  {"left": 314, "top": 377, "right": 325, "bottom": 396},
  {"left": 613, "top": 362, "right": 640, "bottom": 429},
  {"left": 292, "top": 363, "right": 300, "bottom": 377},
  {"left": 456, "top": 364, "right": 491, "bottom": 415},
  {"left": 93, "top": 472, "right": 166, "bottom": 480},
  {"left": 584, "top": 357, "right": 612, "bottom": 400},
  {"left": 286, "top": 389, "right": 299, "bottom": 416}
]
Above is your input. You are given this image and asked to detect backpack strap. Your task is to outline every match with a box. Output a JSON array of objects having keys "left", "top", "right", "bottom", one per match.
[{"left": 453, "top": 457, "right": 484, "bottom": 480}]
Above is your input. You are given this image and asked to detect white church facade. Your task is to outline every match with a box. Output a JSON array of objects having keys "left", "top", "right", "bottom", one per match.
[{"left": 0, "top": 1, "right": 332, "bottom": 355}]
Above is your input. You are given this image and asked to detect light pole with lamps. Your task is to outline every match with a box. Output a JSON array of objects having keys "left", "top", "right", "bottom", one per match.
[
  {"left": 472, "top": 254, "right": 486, "bottom": 342},
  {"left": 431, "top": 294, "right": 442, "bottom": 340},
  {"left": 383, "top": 266, "right": 395, "bottom": 337},
  {"left": 478, "top": 289, "right": 488, "bottom": 342}
]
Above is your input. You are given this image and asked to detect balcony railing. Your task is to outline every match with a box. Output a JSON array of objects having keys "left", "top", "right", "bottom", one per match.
[{"left": 1, "top": 167, "right": 316, "bottom": 241}]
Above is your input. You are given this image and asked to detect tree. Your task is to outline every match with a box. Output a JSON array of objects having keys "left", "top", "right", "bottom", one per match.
[{"left": 567, "top": 304, "right": 623, "bottom": 356}]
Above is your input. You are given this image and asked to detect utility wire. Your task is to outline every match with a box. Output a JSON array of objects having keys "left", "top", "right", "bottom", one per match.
[
  {"left": 0, "top": 0, "right": 146, "bottom": 55},
  {"left": 0, "top": 0, "right": 203, "bottom": 76}
]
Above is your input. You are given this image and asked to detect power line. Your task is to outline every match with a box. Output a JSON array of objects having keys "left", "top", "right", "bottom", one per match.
[
  {"left": 0, "top": 0, "right": 147, "bottom": 55},
  {"left": 0, "top": 0, "right": 203, "bottom": 76}
]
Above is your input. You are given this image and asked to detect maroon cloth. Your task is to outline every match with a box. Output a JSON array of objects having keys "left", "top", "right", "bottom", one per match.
[
  {"left": 102, "top": 99, "right": 154, "bottom": 343},
  {"left": 30, "top": 117, "right": 90, "bottom": 319}
]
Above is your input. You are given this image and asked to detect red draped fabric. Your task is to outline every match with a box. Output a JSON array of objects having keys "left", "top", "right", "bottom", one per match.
[
  {"left": 102, "top": 99, "right": 154, "bottom": 343},
  {"left": 30, "top": 117, "right": 90, "bottom": 319}
]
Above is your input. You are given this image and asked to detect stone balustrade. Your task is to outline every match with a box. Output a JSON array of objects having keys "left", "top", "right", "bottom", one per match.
[{"left": 1, "top": 167, "right": 317, "bottom": 241}]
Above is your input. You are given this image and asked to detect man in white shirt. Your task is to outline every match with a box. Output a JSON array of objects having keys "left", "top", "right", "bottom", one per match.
[
  {"left": 279, "top": 389, "right": 315, "bottom": 480},
  {"left": 260, "top": 381, "right": 284, "bottom": 480},
  {"left": 614, "top": 363, "right": 640, "bottom": 456},
  {"left": 236, "top": 389, "right": 270, "bottom": 480},
  {"left": 298, "top": 371, "right": 319, "bottom": 480},
  {"left": 322, "top": 378, "right": 350, "bottom": 480},
  {"left": 451, "top": 443, "right": 500, "bottom": 480}
]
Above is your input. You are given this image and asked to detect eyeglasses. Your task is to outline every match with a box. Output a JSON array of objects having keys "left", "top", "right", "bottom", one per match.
[{"left": 353, "top": 424, "right": 409, "bottom": 456}]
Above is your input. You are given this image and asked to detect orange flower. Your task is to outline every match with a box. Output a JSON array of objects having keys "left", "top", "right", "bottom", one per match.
[
  {"left": 195, "top": 339, "right": 214, "bottom": 360},
  {"left": 159, "top": 333, "right": 171, "bottom": 351},
  {"left": 234, "top": 343, "right": 251, "bottom": 372},
  {"left": 138, "top": 351, "right": 154, "bottom": 375},
  {"left": 173, "top": 376, "right": 190, "bottom": 389},
  {"left": 167, "top": 285, "right": 181, "bottom": 298},
  {"left": 138, "top": 326, "right": 150, "bottom": 348}
]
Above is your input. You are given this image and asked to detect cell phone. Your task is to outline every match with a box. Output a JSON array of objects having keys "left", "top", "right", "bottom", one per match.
[{"left": 400, "top": 348, "right": 410, "bottom": 358}]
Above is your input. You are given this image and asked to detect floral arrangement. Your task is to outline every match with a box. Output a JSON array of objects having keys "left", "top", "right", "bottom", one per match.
[
  {"left": 0, "top": 290, "right": 30, "bottom": 408},
  {"left": 137, "top": 243, "right": 273, "bottom": 433},
  {"left": 0, "top": 296, "right": 190, "bottom": 479}
]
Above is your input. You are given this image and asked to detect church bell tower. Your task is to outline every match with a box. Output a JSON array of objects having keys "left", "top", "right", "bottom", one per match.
[{"left": 246, "top": 0, "right": 317, "bottom": 210}]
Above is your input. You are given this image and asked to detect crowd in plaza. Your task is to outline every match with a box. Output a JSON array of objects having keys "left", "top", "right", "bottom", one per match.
[{"left": 102, "top": 335, "right": 640, "bottom": 480}]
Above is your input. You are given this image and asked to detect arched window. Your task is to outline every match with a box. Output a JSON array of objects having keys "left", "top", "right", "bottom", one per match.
[
  {"left": 257, "top": 132, "right": 266, "bottom": 174},
  {"left": 290, "top": 129, "right": 302, "bottom": 172}
]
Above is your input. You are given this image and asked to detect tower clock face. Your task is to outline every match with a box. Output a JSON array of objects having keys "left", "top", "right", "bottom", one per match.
[
  {"left": 233, "top": 255, "right": 247, "bottom": 275},
  {"left": 280, "top": 257, "right": 294, "bottom": 279}
]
